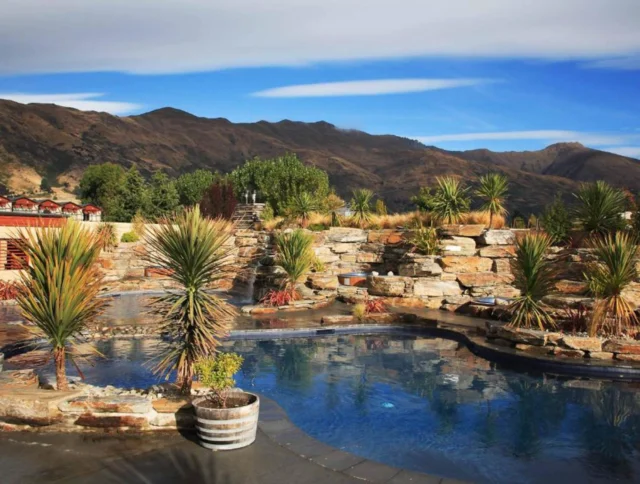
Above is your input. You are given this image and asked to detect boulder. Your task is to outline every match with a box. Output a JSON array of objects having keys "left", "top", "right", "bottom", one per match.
[
  {"left": 329, "top": 243, "right": 356, "bottom": 254},
  {"left": 152, "top": 397, "right": 192, "bottom": 413},
  {"left": 560, "top": 336, "right": 602, "bottom": 352},
  {"left": 0, "top": 388, "right": 81, "bottom": 426},
  {"left": 327, "top": 228, "right": 368, "bottom": 243},
  {"left": 439, "top": 224, "right": 485, "bottom": 237},
  {"left": 307, "top": 274, "right": 339, "bottom": 290},
  {"left": 368, "top": 230, "right": 404, "bottom": 244},
  {"left": 602, "top": 339, "right": 640, "bottom": 355},
  {"left": 58, "top": 395, "right": 152, "bottom": 414},
  {"left": 588, "top": 351, "right": 614, "bottom": 360},
  {"left": 74, "top": 414, "right": 148, "bottom": 428},
  {"left": 514, "top": 344, "right": 553, "bottom": 356},
  {"left": 542, "top": 295, "right": 594, "bottom": 310},
  {"left": 554, "top": 280, "right": 588, "bottom": 295},
  {"left": 488, "top": 326, "right": 547, "bottom": 345},
  {"left": 438, "top": 236, "right": 477, "bottom": 256},
  {"left": 397, "top": 256, "right": 443, "bottom": 277},
  {"left": 367, "top": 276, "right": 408, "bottom": 297},
  {"left": 321, "top": 315, "right": 355, "bottom": 325},
  {"left": 439, "top": 256, "right": 492, "bottom": 273},
  {"left": 0, "top": 369, "right": 38, "bottom": 390},
  {"left": 552, "top": 347, "right": 585, "bottom": 358},
  {"left": 478, "top": 230, "right": 516, "bottom": 245},
  {"left": 614, "top": 354, "right": 640, "bottom": 362},
  {"left": 469, "top": 285, "right": 521, "bottom": 298},
  {"left": 457, "top": 272, "right": 514, "bottom": 288},
  {"left": 413, "top": 280, "right": 462, "bottom": 297},
  {"left": 356, "top": 252, "right": 383, "bottom": 263},
  {"left": 479, "top": 246, "right": 516, "bottom": 258},
  {"left": 492, "top": 259, "right": 512, "bottom": 274}
]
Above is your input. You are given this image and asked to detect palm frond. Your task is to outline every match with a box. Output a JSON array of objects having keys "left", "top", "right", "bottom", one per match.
[
  {"left": 350, "top": 189, "right": 373, "bottom": 227},
  {"left": 432, "top": 176, "right": 470, "bottom": 224},
  {"left": 275, "top": 229, "right": 314, "bottom": 295},
  {"left": 476, "top": 173, "right": 509, "bottom": 229},
  {"left": 574, "top": 181, "right": 627, "bottom": 236}
]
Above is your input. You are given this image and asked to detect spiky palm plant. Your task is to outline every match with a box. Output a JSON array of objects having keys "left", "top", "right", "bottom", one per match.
[
  {"left": 95, "top": 222, "right": 118, "bottom": 252},
  {"left": 432, "top": 176, "right": 470, "bottom": 224},
  {"left": 15, "top": 220, "right": 106, "bottom": 390},
  {"left": 574, "top": 181, "right": 627, "bottom": 236},
  {"left": 585, "top": 232, "right": 638, "bottom": 337},
  {"left": 350, "top": 189, "right": 373, "bottom": 228},
  {"left": 145, "top": 206, "right": 237, "bottom": 394},
  {"left": 476, "top": 173, "right": 509, "bottom": 229},
  {"left": 288, "top": 192, "right": 318, "bottom": 227},
  {"left": 275, "top": 229, "right": 314, "bottom": 297},
  {"left": 508, "top": 233, "right": 556, "bottom": 330}
]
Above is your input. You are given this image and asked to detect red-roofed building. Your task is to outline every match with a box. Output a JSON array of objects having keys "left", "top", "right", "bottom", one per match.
[
  {"left": 61, "top": 202, "right": 84, "bottom": 220},
  {"left": 82, "top": 203, "right": 102, "bottom": 222},
  {"left": 0, "top": 196, "right": 11, "bottom": 212},
  {"left": 11, "top": 197, "right": 39, "bottom": 213},
  {"left": 38, "top": 199, "right": 62, "bottom": 215}
]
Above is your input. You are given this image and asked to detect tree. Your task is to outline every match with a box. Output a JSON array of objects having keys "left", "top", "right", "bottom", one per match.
[
  {"left": 230, "top": 154, "right": 330, "bottom": 215},
  {"left": 146, "top": 206, "right": 236, "bottom": 394},
  {"left": 15, "top": 221, "right": 106, "bottom": 390},
  {"left": 476, "top": 173, "right": 509, "bottom": 229},
  {"left": 200, "top": 179, "right": 238, "bottom": 220},
  {"left": 574, "top": 181, "right": 627, "bottom": 236},
  {"left": 176, "top": 170, "right": 218, "bottom": 207},
  {"left": 432, "top": 176, "right": 470, "bottom": 224},
  {"left": 120, "top": 166, "right": 149, "bottom": 222},
  {"left": 350, "top": 189, "right": 373, "bottom": 227},
  {"left": 411, "top": 187, "right": 436, "bottom": 212},
  {"left": 78, "top": 163, "right": 126, "bottom": 219},
  {"left": 541, "top": 196, "right": 571, "bottom": 245},
  {"left": 40, "top": 177, "right": 52, "bottom": 193},
  {"left": 287, "top": 192, "right": 318, "bottom": 227},
  {"left": 146, "top": 172, "right": 179, "bottom": 220}
]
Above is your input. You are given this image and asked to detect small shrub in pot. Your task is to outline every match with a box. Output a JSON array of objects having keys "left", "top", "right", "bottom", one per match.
[{"left": 192, "top": 353, "right": 260, "bottom": 451}]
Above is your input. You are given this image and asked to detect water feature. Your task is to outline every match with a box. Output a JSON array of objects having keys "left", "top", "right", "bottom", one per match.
[{"left": 12, "top": 331, "right": 640, "bottom": 484}]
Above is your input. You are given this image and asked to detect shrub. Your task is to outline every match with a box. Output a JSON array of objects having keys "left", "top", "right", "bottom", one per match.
[
  {"left": 375, "top": 199, "right": 388, "bottom": 216},
  {"left": 574, "top": 181, "right": 627, "bottom": 236},
  {"left": 410, "top": 224, "right": 439, "bottom": 255},
  {"left": 95, "top": 222, "right": 118, "bottom": 251},
  {"left": 560, "top": 303, "right": 589, "bottom": 334},
  {"left": 411, "top": 187, "right": 435, "bottom": 212},
  {"left": 195, "top": 353, "right": 244, "bottom": 408},
  {"left": 541, "top": 196, "right": 571, "bottom": 245},
  {"left": 260, "top": 204, "right": 275, "bottom": 221},
  {"left": 121, "top": 231, "right": 139, "bottom": 243},
  {"left": 200, "top": 179, "right": 238, "bottom": 220},
  {"left": 0, "top": 281, "right": 20, "bottom": 301},
  {"left": 261, "top": 289, "right": 295, "bottom": 307},
  {"left": 275, "top": 229, "right": 315, "bottom": 297},
  {"left": 352, "top": 303, "right": 366, "bottom": 321},
  {"left": 585, "top": 232, "right": 639, "bottom": 337},
  {"left": 475, "top": 173, "right": 509, "bottom": 229},
  {"left": 311, "top": 257, "right": 326, "bottom": 272},
  {"left": 145, "top": 206, "right": 236, "bottom": 394},
  {"left": 350, "top": 189, "right": 374, "bottom": 228},
  {"left": 323, "top": 192, "right": 345, "bottom": 212},
  {"left": 365, "top": 298, "right": 387, "bottom": 314},
  {"left": 131, "top": 212, "right": 146, "bottom": 238},
  {"left": 508, "top": 233, "right": 556, "bottom": 330},
  {"left": 308, "top": 223, "right": 328, "bottom": 232},
  {"left": 432, "top": 176, "right": 470, "bottom": 224},
  {"left": 460, "top": 211, "right": 506, "bottom": 229},
  {"left": 15, "top": 220, "right": 106, "bottom": 390}
]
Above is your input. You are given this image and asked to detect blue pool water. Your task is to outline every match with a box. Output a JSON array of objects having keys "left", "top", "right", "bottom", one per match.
[{"left": 21, "top": 333, "right": 640, "bottom": 483}]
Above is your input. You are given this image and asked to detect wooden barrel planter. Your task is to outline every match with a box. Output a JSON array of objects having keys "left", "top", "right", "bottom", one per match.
[{"left": 192, "top": 392, "right": 260, "bottom": 451}]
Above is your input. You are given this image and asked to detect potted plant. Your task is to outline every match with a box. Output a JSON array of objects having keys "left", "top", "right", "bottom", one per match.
[{"left": 192, "top": 353, "right": 260, "bottom": 451}]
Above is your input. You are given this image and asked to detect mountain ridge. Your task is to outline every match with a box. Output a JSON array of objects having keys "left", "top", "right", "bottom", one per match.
[{"left": 0, "top": 99, "right": 638, "bottom": 214}]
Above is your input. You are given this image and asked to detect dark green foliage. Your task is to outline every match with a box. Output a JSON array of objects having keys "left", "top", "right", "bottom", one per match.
[
  {"left": 574, "top": 181, "right": 627, "bottom": 236},
  {"left": 146, "top": 172, "right": 180, "bottom": 220},
  {"left": 175, "top": 170, "right": 219, "bottom": 207},
  {"left": 541, "top": 196, "right": 572, "bottom": 245},
  {"left": 411, "top": 187, "right": 435, "bottom": 212},
  {"left": 431, "top": 176, "right": 471, "bottom": 224},
  {"left": 120, "top": 231, "right": 139, "bottom": 243},
  {"left": 78, "top": 163, "right": 126, "bottom": 220},
  {"left": 40, "top": 177, "right": 52, "bottom": 193},
  {"left": 230, "top": 154, "right": 330, "bottom": 215}
]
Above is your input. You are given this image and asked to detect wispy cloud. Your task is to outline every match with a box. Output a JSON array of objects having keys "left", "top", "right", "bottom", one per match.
[
  {"left": 583, "top": 55, "right": 640, "bottom": 70},
  {"left": 413, "top": 130, "right": 640, "bottom": 146},
  {"left": 252, "top": 78, "right": 493, "bottom": 98},
  {"left": 604, "top": 146, "right": 640, "bottom": 158},
  {"left": 0, "top": 93, "right": 141, "bottom": 114},
  {"left": 0, "top": 1, "right": 639, "bottom": 74}
]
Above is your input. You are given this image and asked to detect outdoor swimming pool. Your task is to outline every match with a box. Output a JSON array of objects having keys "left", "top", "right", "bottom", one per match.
[{"left": 22, "top": 332, "right": 640, "bottom": 484}]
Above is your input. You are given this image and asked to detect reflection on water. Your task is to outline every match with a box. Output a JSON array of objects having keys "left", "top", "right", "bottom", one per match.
[{"left": 21, "top": 333, "right": 640, "bottom": 484}]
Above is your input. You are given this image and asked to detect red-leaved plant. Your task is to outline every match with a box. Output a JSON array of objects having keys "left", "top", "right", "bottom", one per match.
[
  {"left": 365, "top": 298, "right": 387, "bottom": 314},
  {"left": 560, "top": 303, "right": 589, "bottom": 334},
  {"left": 0, "top": 281, "right": 20, "bottom": 301},
  {"left": 260, "top": 289, "right": 295, "bottom": 307}
]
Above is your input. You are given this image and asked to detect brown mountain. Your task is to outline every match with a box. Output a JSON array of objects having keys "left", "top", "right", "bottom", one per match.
[{"left": 0, "top": 99, "right": 638, "bottom": 214}]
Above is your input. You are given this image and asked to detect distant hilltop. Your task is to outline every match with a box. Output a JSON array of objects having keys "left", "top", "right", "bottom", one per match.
[{"left": 1, "top": 99, "right": 639, "bottom": 214}]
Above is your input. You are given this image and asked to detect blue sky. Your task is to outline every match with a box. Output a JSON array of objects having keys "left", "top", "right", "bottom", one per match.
[{"left": 1, "top": 0, "right": 639, "bottom": 157}]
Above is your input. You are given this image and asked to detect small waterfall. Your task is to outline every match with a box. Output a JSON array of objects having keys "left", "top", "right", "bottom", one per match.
[{"left": 241, "top": 263, "right": 259, "bottom": 304}]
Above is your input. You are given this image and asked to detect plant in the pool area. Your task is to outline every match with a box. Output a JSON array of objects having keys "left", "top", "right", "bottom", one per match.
[
  {"left": 274, "top": 229, "right": 314, "bottom": 298},
  {"left": 195, "top": 353, "right": 244, "bottom": 408},
  {"left": 350, "top": 188, "right": 374, "bottom": 228},
  {"left": 431, "top": 176, "right": 470, "bottom": 224},
  {"left": 15, "top": 220, "right": 106, "bottom": 391},
  {"left": 145, "top": 206, "right": 237, "bottom": 394},
  {"left": 475, "top": 173, "right": 509, "bottom": 229},
  {"left": 365, "top": 298, "right": 387, "bottom": 314},
  {"left": 409, "top": 223, "right": 439, "bottom": 255},
  {"left": 352, "top": 303, "right": 367, "bottom": 321},
  {"left": 508, "top": 232, "right": 556, "bottom": 330},
  {"left": 260, "top": 289, "right": 295, "bottom": 307},
  {"left": 560, "top": 303, "right": 589, "bottom": 334},
  {"left": 584, "top": 232, "right": 639, "bottom": 337}
]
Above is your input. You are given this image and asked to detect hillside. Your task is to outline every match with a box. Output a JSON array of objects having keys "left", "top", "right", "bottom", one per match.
[{"left": 0, "top": 99, "right": 638, "bottom": 214}]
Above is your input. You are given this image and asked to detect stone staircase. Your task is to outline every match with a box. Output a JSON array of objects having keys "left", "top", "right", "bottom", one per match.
[{"left": 232, "top": 203, "right": 266, "bottom": 229}]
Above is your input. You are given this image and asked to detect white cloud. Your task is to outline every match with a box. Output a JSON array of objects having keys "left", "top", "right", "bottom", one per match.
[
  {"left": 604, "top": 146, "right": 640, "bottom": 159},
  {"left": 0, "top": 93, "right": 141, "bottom": 114},
  {"left": 414, "top": 130, "right": 640, "bottom": 146},
  {"left": 252, "top": 78, "right": 492, "bottom": 98},
  {"left": 0, "top": 1, "right": 639, "bottom": 74}
]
